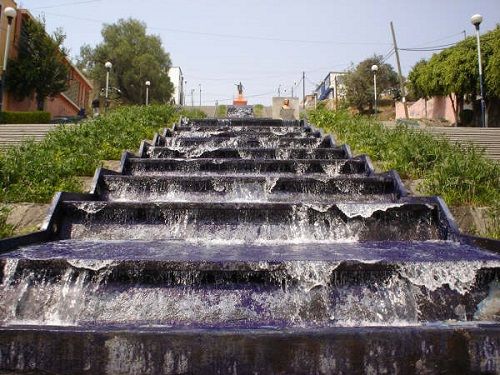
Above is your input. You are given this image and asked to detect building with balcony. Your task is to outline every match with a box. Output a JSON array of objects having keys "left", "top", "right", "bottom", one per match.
[{"left": 314, "top": 71, "right": 346, "bottom": 109}]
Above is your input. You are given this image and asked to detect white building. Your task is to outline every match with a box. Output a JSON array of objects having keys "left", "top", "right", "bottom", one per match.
[
  {"left": 314, "top": 72, "right": 347, "bottom": 103},
  {"left": 168, "top": 66, "right": 185, "bottom": 105}
]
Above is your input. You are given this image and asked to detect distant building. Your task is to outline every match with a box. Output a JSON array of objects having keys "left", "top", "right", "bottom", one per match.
[
  {"left": 168, "top": 66, "right": 185, "bottom": 105},
  {"left": 0, "top": 5, "right": 93, "bottom": 118},
  {"left": 314, "top": 72, "right": 347, "bottom": 108}
]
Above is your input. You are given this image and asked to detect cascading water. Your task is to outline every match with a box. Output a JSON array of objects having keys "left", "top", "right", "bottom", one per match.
[{"left": 0, "top": 116, "right": 498, "bottom": 374}]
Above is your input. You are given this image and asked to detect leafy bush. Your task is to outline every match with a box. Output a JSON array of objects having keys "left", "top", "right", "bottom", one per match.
[
  {"left": 309, "top": 109, "right": 500, "bottom": 207},
  {"left": 178, "top": 108, "right": 207, "bottom": 119},
  {"left": 0, "top": 105, "right": 185, "bottom": 203},
  {"left": 0, "top": 111, "right": 51, "bottom": 124},
  {"left": 216, "top": 105, "right": 227, "bottom": 118},
  {"left": 253, "top": 104, "right": 264, "bottom": 118}
]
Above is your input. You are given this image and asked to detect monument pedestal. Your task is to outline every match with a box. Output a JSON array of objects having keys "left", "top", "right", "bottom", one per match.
[{"left": 233, "top": 94, "right": 247, "bottom": 106}]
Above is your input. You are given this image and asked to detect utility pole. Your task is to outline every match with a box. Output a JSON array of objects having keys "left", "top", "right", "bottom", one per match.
[
  {"left": 199, "top": 84, "right": 202, "bottom": 107},
  {"left": 278, "top": 85, "right": 281, "bottom": 97},
  {"left": 191, "top": 89, "right": 195, "bottom": 107},
  {"left": 302, "top": 71, "right": 306, "bottom": 109},
  {"left": 390, "top": 21, "right": 409, "bottom": 119}
]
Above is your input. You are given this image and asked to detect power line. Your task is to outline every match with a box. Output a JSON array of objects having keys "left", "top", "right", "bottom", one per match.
[
  {"left": 31, "top": 0, "right": 102, "bottom": 10},
  {"left": 411, "top": 31, "right": 467, "bottom": 48},
  {"left": 382, "top": 50, "right": 395, "bottom": 62},
  {"left": 400, "top": 41, "right": 460, "bottom": 51},
  {"left": 40, "top": 11, "right": 391, "bottom": 46}
]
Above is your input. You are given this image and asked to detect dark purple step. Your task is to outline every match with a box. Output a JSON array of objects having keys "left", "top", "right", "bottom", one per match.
[{"left": 125, "top": 157, "right": 370, "bottom": 176}]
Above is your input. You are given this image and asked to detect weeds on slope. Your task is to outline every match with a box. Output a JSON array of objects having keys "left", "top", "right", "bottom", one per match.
[
  {"left": 0, "top": 105, "right": 203, "bottom": 203},
  {"left": 309, "top": 109, "right": 500, "bottom": 207}
]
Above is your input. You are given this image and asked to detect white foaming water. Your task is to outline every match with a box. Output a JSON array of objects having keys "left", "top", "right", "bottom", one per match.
[
  {"left": 474, "top": 281, "right": 500, "bottom": 321},
  {"left": 75, "top": 202, "right": 106, "bottom": 215},
  {"left": 1, "top": 257, "right": 497, "bottom": 327},
  {"left": 321, "top": 162, "right": 343, "bottom": 177},
  {"left": 283, "top": 261, "right": 340, "bottom": 291},
  {"left": 337, "top": 203, "right": 404, "bottom": 218},
  {"left": 67, "top": 259, "right": 119, "bottom": 271},
  {"left": 398, "top": 260, "right": 500, "bottom": 294},
  {"left": 1, "top": 259, "right": 18, "bottom": 287}
]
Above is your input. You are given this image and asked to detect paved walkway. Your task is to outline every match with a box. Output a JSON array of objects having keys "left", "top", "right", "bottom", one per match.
[
  {"left": 382, "top": 122, "right": 500, "bottom": 161},
  {"left": 0, "top": 124, "right": 61, "bottom": 148}
]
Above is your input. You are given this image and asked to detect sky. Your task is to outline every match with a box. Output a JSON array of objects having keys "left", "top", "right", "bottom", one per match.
[{"left": 18, "top": 0, "right": 500, "bottom": 105}]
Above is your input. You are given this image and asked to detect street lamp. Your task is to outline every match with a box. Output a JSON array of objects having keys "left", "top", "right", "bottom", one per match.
[
  {"left": 104, "top": 61, "right": 112, "bottom": 111},
  {"left": 199, "top": 84, "right": 202, "bottom": 107},
  {"left": 145, "top": 81, "right": 151, "bottom": 105},
  {"left": 371, "top": 64, "right": 379, "bottom": 115},
  {"left": 0, "top": 7, "right": 17, "bottom": 111},
  {"left": 471, "top": 14, "right": 486, "bottom": 127}
]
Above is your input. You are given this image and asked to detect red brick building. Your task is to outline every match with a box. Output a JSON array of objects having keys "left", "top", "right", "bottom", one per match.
[{"left": 1, "top": 5, "right": 92, "bottom": 118}]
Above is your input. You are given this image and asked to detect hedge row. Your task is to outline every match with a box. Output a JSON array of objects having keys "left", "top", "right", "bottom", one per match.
[{"left": 0, "top": 111, "right": 51, "bottom": 124}]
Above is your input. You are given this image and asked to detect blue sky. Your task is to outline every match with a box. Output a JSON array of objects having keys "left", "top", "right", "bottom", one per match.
[{"left": 20, "top": 0, "right": 500, "bottom": 105}]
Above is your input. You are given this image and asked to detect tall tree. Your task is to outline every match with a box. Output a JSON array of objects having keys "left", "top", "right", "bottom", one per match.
[
  {"left": 343, "top": 55, "right": 398, "bottom": 113},
  {"left": 77, "top": 18, "right": 173, "bottom": 104},
  {"left": 407, "top": 26, "right": 500, "bottom": 125},
  {"left": 6, "top": 19, "right": 69, "bottom": 110}
]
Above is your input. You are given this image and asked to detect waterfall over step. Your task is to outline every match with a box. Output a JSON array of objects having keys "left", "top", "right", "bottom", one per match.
[{"left": 0, "top": 117, "right": 499, "bottom": 374}]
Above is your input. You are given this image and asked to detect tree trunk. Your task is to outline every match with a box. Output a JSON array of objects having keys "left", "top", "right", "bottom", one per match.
[
  {"left": 449, "top": 94, "right": 458, "bottom": 126},
  {"left": 36, "top": 94, "right": 45, "bottom": 111}
]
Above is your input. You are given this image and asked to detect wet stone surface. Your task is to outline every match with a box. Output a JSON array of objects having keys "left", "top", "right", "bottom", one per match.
[{"left": 0, "top": 117, "right": 499, "bottom": 373}]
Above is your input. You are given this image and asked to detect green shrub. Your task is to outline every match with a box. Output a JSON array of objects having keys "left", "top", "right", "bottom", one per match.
[
  {"left": 309, "top": 109, "right": 500, "bottom": 207},
  {"left": 178, "top": 108, "right": 207, "bottom": 119},
  {"left": 253, "top": 104, "right": 264, "bottom": 118},
  {"left": 0, "top": 111, "right": 51, "bottom": 124},
  {"left": 0, "top": 105, "right": 182, "bottom": 203},
  {"left": 216, "top": 105, "right": 228, "bottom": 118}
]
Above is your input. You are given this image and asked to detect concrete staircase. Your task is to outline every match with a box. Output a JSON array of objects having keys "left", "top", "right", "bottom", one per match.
[{"left": 0, "top": 124, "right": 59, "bottom": 148}]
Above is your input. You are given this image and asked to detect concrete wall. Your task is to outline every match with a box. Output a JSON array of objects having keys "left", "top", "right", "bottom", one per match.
[{"left": 396, "top": 96, "right": 456, "bottom": 124}]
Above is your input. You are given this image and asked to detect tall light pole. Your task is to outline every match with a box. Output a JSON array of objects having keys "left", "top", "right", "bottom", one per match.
[
  {"left": 371, "top": 64, "right": 379, "bottom": 115},
  {"left": 0, "top": 7, "right": 17, "bottom": 111},
  {"left": 199, "top": 84, "right": 202, "bottom": 107},
  {"left": 145, "top": 81, "right": 151, "bottom": 105},
  {"left": 471, "top": 14, "right": 486, "bottom": 128},
  {"left": 104, "top": 61, "right": 112, "bottom": 112},
  {"left": 191, "top": 89, "right": 195, "bottom": 107}
]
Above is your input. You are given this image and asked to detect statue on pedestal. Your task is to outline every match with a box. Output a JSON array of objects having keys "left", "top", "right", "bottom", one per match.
[{"left": 233, "top": 82, "right": 248, "bottom": 106}]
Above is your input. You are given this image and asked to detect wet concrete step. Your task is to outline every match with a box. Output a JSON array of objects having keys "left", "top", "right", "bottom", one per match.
[
  {"left": 186, "top": 119, "right": 302, "bottom": 127},
  {"left": 168, "top": 128, "right": 317, "bottom": 138},
  {"left": 1, "top": 240, "right": 498, "bottom": 327},
  {"left": 173, "top": 125, "right": 305, "bottom": 133},
  {"left": 98, "top": 173, "right": 400, "bottom": 202},
  {"left": 57, "top": 199, "right": 452, "bottom": 242},
  {"left": 156, "top": 136, "right": 329, "bottom": 148},
  {"left": 125, "top": 157, "right": 371, "bottom": 176},
  {"left": 0, "top": 325, "right": 498, "bottom": 374},
  {"left": 146, "top": 147, "right": 347, "bottom": 160}
]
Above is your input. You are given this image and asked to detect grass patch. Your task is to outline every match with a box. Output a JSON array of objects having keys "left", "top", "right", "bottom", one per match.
[
  {"left": 309, "top": 109, "right": 500, "bottom": 208},
  {"left": 0, "top": 105, "right": 203, "bottom": 203}
]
